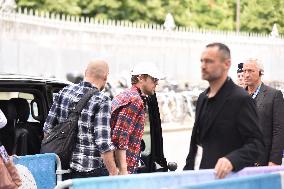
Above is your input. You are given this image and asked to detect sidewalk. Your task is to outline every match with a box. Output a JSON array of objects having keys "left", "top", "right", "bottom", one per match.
[{"left": 162, "top": 117, "right": 194, "bottom": 133}]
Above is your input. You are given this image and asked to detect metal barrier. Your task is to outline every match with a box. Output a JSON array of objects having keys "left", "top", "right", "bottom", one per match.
[
  {"left": 173, "top": 171, "right": 284, "bottom": 189},
  {"left": 55, "top": 180, "right": 73, "bottom": 189},
  {"left": 13, "top": 153, "right": 69, "bottom": 189},
  {"left": 55, "top": 154, "right": 71, "bottom": 183},
  {"left": 55, "top": 166, "right": 284, "bottom": 189}
]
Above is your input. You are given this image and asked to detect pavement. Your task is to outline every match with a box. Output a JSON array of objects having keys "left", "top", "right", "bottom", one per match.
[
  {"left": 162, "top": 118, "right": 194, "bottom": 171},
  {"left": 142, "top": 116, "right": 194, "bottom": 171}
]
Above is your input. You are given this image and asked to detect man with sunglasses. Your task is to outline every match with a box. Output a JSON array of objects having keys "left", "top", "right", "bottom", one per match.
[{"left": 111, "top": 62, "right": 163, "bottom": 174}]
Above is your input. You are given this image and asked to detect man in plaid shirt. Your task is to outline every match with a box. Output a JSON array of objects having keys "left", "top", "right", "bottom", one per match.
[
  {"left": 43, "top": 60, "right": 118, "bottom": 178},
  {"left": 111, "top": 62, "right": 164, "bottom": 174}
]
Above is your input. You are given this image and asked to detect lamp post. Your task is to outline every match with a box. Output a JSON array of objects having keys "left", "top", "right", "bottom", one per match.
[{"left": 236, "top": 0, "right": 240, "bottom": 32}]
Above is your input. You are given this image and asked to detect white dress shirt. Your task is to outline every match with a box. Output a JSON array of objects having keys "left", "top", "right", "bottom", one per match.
[{"left": 0, "top": 109, "right": 7, "bottom": 129}]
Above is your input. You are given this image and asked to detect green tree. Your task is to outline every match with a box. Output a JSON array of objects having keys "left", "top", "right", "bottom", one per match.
[
  {"left": 241, "top": 0, "right": 284, "bottom": 34},
  {"left": 15, "top": 0, "right": 284, "bottom": 35},
  {"left": 17, "top": 0, "right": 81, "bottom": 15},
  {"left": 185, "top": 0, "right": 234, "bottom": 30}
]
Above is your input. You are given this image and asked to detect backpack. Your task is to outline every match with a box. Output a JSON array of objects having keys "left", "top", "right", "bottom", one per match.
[{"left": 40, "top": 89, "right": 96, "bottom": 169}]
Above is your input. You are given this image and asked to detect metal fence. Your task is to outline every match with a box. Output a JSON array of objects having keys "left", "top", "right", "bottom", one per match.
[
  {"left": 1, "top": 9, "right": 284, "bottom": 83},
  {"left": 55, "top": 167, "right": 284, "bottom": 189}
]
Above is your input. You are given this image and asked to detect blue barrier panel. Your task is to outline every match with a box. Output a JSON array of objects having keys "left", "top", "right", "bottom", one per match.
[
  {"left": 233, "top": 166, "right": 284, "bottom": 177},
  {"left": 71, "top": 170, "right": 215, "bottom": 189},
  {"left": 13, "top": 153, "right": 57, "bottom": 189},
  {"left": 173, "top": 172, "right": 283, "bottom": 189},
  {"left": 69, "top": 167, "right": 284, "bottom": 189}
]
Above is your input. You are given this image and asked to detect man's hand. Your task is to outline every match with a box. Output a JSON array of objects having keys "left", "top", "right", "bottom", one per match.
[
  {"left": 101, "top": 151, "right": 118, "bottom": 176},
  {"left": 214, "top": 157, "right": 233, "bottom": 179},
  {"left": 115, "top": 150, "right": 128, "bottom": 175},
  {"left": 118, "top": 168, "right": 128, "bottom": 175},
  {"left": 268, "top": 162, "right": 279, "bottom": 166},
  {"left": 108, "top": 169, "right": 119, "bottom": 176}
]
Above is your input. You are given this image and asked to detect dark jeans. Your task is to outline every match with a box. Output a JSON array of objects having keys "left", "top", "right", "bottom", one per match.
[{"left": 70, "top": 167, "right": 109, "bottom": 179}]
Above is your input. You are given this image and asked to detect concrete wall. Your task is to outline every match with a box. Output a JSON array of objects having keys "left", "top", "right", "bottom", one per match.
[{"left": 1, "top": 10, "right": 284, "bottom": 84}]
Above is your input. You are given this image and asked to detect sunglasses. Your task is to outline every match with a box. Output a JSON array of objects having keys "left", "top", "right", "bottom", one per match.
[{"left": 148, "top": 75, "right": 159, "bottom": 83}]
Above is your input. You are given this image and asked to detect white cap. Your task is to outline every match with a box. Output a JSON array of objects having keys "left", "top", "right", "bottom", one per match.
[{"left": 131, "top": 62, "right": 165, "bottom": 80}]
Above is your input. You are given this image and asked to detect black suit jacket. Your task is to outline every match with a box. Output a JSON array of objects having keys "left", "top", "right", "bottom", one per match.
[
  {"left": 255, "top": 83, "right": 284, "bottom": 165},
  {"left": 184, "top": 78, "right": 264, "bottom": 171}
]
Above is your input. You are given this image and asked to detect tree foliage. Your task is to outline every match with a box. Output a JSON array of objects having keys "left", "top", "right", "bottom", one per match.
[
  {"left": 16, "top": 0, "right": 284, "bottom": 34},
  {"left": 240, "top": 0, "right": 284, "bottom": 34}
]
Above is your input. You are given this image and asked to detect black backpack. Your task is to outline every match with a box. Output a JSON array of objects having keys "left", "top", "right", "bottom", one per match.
[{"left": 40, "top": 89, "right": 97, "bottom": 169}]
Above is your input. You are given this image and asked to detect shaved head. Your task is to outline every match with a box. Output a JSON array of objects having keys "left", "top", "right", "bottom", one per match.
[
  {"left": 85, "top": 59, "right": 109, "bottom": 90},
  {"left": 85, "top": 60, "right": 109, "bottom": 80}
]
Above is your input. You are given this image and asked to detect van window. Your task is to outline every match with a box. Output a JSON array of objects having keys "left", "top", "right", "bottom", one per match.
[{"left": 0, "top": 92, "right": 38, "bottom": 122}]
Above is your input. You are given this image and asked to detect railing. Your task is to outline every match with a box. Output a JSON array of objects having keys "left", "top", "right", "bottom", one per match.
[
  {"left": 1, "top": 9, "right": 284, "bottom": 82},
  {"left": 1, "top": 8, "right": 284, "bottom": 42},
  {"left": 13, "top": 153, "right": 68, "bottom": 189},
  {"left": 0, "top": 8, "right": 283, "bottom": 39},
  {"left": 156, "top": 90, "right": 199, "bottom": 124},
  {"left": 55, "top": 166, "right": 284, "bottom": 189}
]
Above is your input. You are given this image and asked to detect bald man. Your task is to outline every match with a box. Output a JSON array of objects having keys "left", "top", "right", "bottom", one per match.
[{"left": 43, "top": 60, "right": 118, "bottom": 178}]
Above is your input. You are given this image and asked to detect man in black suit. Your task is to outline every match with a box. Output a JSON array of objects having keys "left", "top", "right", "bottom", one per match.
[
  {"left": 243, "top": 59, "right": 284, "bottom": 166},
  {"left": 183, "top": 43, "right": 264, "bottom": 179}
]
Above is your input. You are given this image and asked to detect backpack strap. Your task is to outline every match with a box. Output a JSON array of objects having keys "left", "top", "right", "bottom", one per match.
[{"left": 73, "top": 88, "right": 98, "bottom": 114}]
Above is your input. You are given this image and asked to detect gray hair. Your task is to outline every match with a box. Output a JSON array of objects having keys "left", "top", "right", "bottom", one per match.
[{"left": 245, "top": 58, "right": 264, "bottom": 74}]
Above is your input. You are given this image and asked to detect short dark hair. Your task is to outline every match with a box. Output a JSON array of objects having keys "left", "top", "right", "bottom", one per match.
[
  {"left": 206, "top": 42, "right": 231, "bottom": 60},
  {"left": 131, "top": 75, "right": 139, "bottom": 84},
  {"left": 131, "top": 74, "right": 148, "bottom": 84}
]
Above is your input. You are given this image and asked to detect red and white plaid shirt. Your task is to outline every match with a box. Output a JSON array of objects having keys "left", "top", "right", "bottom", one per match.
[{"left": 111, "top": 85, "right": 145, "bottom": 173}]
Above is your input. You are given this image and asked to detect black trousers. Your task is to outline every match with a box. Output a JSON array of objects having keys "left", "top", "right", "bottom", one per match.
[{"left": 69, "top": 167, "right": 109, "bottom": 179}]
